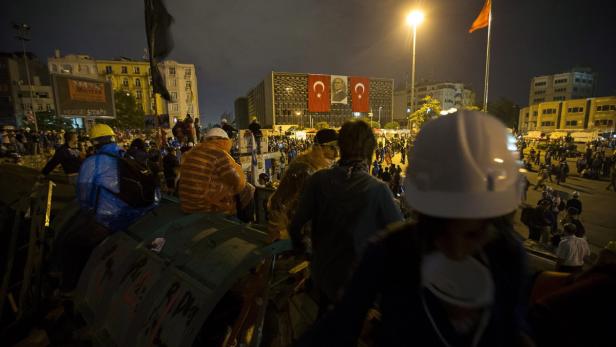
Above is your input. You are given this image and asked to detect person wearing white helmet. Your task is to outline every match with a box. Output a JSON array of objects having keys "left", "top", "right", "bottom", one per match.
[
  {"left": 220, "top": 118, "right": 237, "bottom": 139},
  {"left": 179, "top": 127, "right": 254, "bottom": 219},
  {"left": 296, "top": 111, "right": 533, "bottom": 346}
]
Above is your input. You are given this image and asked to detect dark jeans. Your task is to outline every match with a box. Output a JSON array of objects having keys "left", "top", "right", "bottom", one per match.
[{"left": 57, "top": 212, "right": 111, "bottom": 292}]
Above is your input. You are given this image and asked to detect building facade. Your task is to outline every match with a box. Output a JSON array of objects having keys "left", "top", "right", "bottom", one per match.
[
  {"left": 96, "top": 58, "right": 156, "bottom": 116},
  {"left": 412, "top": 82, "right": 476, "bottom": 111},
  {"left": 242, "top": 71, "right": 394, "bottom": 128},
  {"left": 158, "top": 60, "right": 200, "bottom": 123},
  {"left": 0, "top": 52, "right": 54, "bottom": 126},
  {"left": 529, "top": 68, "right": 595, "bottom": 105},
  {"left": 392, "top": 89, "right": 409, "bottom": 126},
  {"left": 518, "top": 96, "right": 616, "bottom": 133},
  {"left": 48, "top": 50, "right": 98, "bottom": 79}
]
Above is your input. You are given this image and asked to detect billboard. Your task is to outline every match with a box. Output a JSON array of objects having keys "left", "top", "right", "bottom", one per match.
[
  {"left": 52, "top": 74, "right": 115, "bottom": 118},
  {"left": 330, "top": 75, "right": 348, "bottom": 104}
]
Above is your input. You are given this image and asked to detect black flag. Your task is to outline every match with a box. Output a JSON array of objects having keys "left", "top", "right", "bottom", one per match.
[{"left": 144, "top": 0, "right": 174, "bottom": 101}]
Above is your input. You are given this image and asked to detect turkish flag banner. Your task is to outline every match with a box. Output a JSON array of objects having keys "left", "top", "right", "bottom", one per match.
[
  {"left": 350, "top": 77, "right": 370, "bottom": 112},
  {"left": 308, "top": 74, "right": 331, "bottom": 112}
]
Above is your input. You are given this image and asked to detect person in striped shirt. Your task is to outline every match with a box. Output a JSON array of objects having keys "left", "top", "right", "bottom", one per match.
[{"left": 179, "top": 127, "right": 254, "bottom": 217}]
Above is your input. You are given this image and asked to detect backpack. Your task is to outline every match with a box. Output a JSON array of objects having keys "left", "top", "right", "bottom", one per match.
[{"left": 102, "top": 153, "right": 158, "bottom": 208}]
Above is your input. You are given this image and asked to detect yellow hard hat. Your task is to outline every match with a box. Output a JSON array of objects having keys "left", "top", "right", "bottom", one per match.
[
  {"left": 90, "top": 124, "right": 115, "bottom": 139},
  {"left": 605, "top": 241, "right": 616, "bottom": 253}
]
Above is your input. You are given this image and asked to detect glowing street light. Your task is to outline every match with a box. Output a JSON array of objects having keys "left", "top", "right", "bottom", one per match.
[{"left": 406, "top": 10, "right": 424, "bottom": 130}]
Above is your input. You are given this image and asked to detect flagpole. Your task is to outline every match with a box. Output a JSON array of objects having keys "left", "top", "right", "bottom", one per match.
[{"left": 482, "top": 10, "right": 492, "bottom": 112}]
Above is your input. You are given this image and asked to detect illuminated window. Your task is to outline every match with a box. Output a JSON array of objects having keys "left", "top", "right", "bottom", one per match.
[
  {"left": 122, "top": 78, "right": 129, "bottom": 87},
  {"left": 121, "top": 66, "right": 128, "bottom": 74},
  {"left": 105, "top": 66, "right": 112, "bottom": 74},
  {"left": 135, "top": 78, "right": 141, "bottom": 87},
  {"left": 134, "top": 66, "right": 140, "bottom": 74}
]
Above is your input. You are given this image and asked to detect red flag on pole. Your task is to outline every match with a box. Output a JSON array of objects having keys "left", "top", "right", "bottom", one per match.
[
  {"left": 350, "top": 77, "right": 370, "bottom": 112},
  {"left": 308, "top": 75, "right": 331, "bottom": 112},
  {"left": 469, "top": 0, "right": 491, "bottom": 33}
]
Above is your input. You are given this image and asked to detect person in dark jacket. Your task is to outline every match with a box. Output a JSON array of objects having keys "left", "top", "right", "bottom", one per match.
[
  {"left": 221, "top": 118, "right": 237, "bottom": 139},
  {"left": 41, "top": 130, "right": 82, "bottom": 175},
  {"left": 126, "top": 138, "right": 149, "bottom": 167},
  {"left": 296, "top": 111, "right": 533, "bottom": 347},
  {"left": 248, "top": 117, "right": 263, "bottom": 153},
  {"left": 162, "top": 147, "right": 180, "bottom": 190},
  {"left": 289, "top": 120, "right": 403, "bottom": 316},
  {"left": 565, "top": 191, "right": 582, "bottom": 215}
]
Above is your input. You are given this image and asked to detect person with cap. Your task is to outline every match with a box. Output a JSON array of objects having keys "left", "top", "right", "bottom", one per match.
[
  {"left": 267, "top": 128, "right": 338, "bottom": 241},
  {"left": 221, "top": 118, "right": 237, "bottom": 139},
  {"left": 295, "top": 111, "right": 532, "bottom": 346},
  {"left": 555, "top": 223, "right": 590, "bottom": 273},
  {"left": 41, "top": 130, "right": 83, "bottom": 176},
  {"left": 59, "top": 124, "right": 160, "bottom": 294},
  {"left": 565, "top": 191, "right": 582, "bottom": 215},
  {"left": 529, "top": 240, "right": 616, "bottom": 347},
  {"left": 289, "top": 120, "right": 404, "bottom": 317},
  {"left": 179, "top": 127, "right": 254, "bottom": 219}
]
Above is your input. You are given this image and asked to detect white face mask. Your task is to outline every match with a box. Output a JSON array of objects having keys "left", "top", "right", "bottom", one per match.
[{"left": 421, "top": 251, "right": 494, "bottom": 309}]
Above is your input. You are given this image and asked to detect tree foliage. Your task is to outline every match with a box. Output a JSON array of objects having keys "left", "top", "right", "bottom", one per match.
[
  {"left": 102, "top": 91, "right": 145, "bottom": 129},
  {"left": 384, "top": 121, "right": 400, "bottom": 130},
  {"left": 368, "top": 120, "right": 380, "bottom": 129},
  {"left": 409, "top": 96, "right": 441, "bottom": 129},
  {"left": 487, "top": 97, "right": 519, "bottom": 128},
  {"left": 26, "top": 111, "right": 73, "bottom": 131}
]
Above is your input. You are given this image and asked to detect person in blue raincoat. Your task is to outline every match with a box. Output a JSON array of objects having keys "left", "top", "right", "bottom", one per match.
[{"left": 59, "top": 124, "right": 159, "bottom": 294}]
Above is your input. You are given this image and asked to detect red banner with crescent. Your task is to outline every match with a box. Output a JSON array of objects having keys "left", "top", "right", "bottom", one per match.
[
  {"left": 350, "top": 77, "right": 370, "bottom": 112},
  {"left": 308, "top": 74, "right": 331, "bottom": 112}
]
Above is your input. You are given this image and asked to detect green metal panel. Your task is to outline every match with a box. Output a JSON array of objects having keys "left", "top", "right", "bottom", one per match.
[{"left": 71, "top": 200, "right": 291, "bottom": 347}]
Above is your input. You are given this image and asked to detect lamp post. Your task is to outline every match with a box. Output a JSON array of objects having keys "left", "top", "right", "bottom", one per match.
[{"left": 406, "top": 10, "right": 424, "bottom": 127}]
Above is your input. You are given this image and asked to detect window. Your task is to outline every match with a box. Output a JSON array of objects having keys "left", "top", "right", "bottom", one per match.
[
  {"left": 595, "top": 119, "right": 614, "bottom": 126},
  {"left": 185, "top": 81, "right": 191, "bottom": 88},
  {"left": 171, "top": 92, "right": 177, "bottom": 101},
  {"left": 533, "top": 111, "right": 538, "bottom": 116},
  {"left": 122, "top": 78, "right": 129, "bottom": 87},
  {"left": 554, "top": 87, "right": 567, "bottom": 92},
  {"left": 184, "top": 68, "right": 191, "bottom": 77},
  {"left": 136, "top": 90, "right": 142, "bottom": 99},
  {"left": 46, "top": 104, "right": 52, "bottom": 111},
  {"left": 541, "top": 121, "right": 555, "bottom": 126},
  {"left": 37, "top": 104, "right": 43, "bottom": 111},
  {"left": 533, "top": 98, "right": 545, "bottom": 104},
  {"left": 135, "top": 78, "right": 141, "bottom": 87},
  {"left": 542, "top": 108, "right": 557, "bottom": 115},
  {"left": 170, "top": 103, "right": 178, "bottom": 112},
  {"left": 568, "top": 107, "right": 583, "bottom": 113},
  {"left": 596, "top": 105, "right": 613, "bottom": 112},
  {"left": 169, "top": 67, "right": 176, "bottom": 75},
  {"left": 535, "top": 90, "right": 545, "bottom": 95},
  {"left": 121, "top": 66, "right": 128, "bottom": 74},
  {"left": 134, "top": 66, "right": 140, "bottom": 74},
  {"left": 105, "top": 66, "right": 112, "bottom": 74},
  {"left": 553, "top": 96, "right": 565, "bottom": 101},
  {"left": 565, "top": 120, "right": 578, "bottom": 126},
  {"left": 575, "top": 78, "right": 580, "bottom": 83},
  {"left": 171, "top": 79, "right": 177, "bottom": 87},
  {"left": 51, "top": 64, "right": 58, "bottom": 73},
  {"left": 534, "top": 81, "right": 547, "bottom": 87},
  {"left": 62, "top": 64, "right": 72, "bottom": 73},
  {"left": 555, "top": 78, "right": 568, "bottom": 84}
]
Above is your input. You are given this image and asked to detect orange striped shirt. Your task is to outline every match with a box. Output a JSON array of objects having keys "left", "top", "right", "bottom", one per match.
[{"left": 179, "top": 139, "right": 246, "bottom": 214}]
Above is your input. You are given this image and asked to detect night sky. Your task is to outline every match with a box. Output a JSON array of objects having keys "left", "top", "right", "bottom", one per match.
[{"left": 2, "top": 0, "right": 615, "bottom": 124}]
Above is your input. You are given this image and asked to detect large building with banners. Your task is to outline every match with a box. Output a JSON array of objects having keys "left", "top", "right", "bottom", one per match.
[
  {"left": 518, "top": 96, "right": 616, "bottom": 134},
  {"left": 239, "top": 71, "right": 394, "bottom": 128}
]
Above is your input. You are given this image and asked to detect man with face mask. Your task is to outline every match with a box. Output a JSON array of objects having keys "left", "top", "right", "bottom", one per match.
[
  {"left": 268, "top": 128, "right": 338, "bottom": 240},
  {"left": 296, "top": 111, "right": 533, "bottom": 346},
  {"left": 179, "top": 127, "right": 254, "bottom": 217}
]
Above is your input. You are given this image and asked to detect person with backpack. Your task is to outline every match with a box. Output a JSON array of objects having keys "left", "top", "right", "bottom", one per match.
[
  {"left": 296, "top": 111, "right": 533, "bottom": 346},
  {"left": 59, "top": 124, "right": 160, "bottom": 294}
]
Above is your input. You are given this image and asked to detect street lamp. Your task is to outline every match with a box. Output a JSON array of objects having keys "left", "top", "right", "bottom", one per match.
[
  {"left": 406, "top": 10, "right": 424, "bottom": 126},
  {"left": 13, "top": 23, "right": 38, "bottom": 132}
]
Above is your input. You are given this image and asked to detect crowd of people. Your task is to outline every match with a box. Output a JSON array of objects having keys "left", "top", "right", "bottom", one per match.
[{"left": 2, "top": 111, "right": 615, "bottom": 346}]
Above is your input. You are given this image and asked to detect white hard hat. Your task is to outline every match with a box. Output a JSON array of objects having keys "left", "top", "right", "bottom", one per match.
[
  {"left": 205, "top": 127, "right": 229, "bottom": 139},
  {"left": 422, "top": 252, "right": 494, "bottom": 308},
  {"left": 404, "top": 111, "right": 522, "bottom": 219}
]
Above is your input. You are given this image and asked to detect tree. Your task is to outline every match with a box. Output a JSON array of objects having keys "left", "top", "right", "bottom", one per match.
[
  {"left": 409, "top": 96, "right": 441, "bottom": 130},
  {"left": 102, "top": 91, "right": 145, "bottom": 129},
  {"left": 487, "top": 97, "right": 519, "bottom": 128},
  {"left": 384, "top": 121, "right": 400, "bottom": 130},
  {"left": 315, "top": 121, "right": 330, "bottom": 130},
  {"left": 368, "top": 120, "right": 380, "bottom": 129}
]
